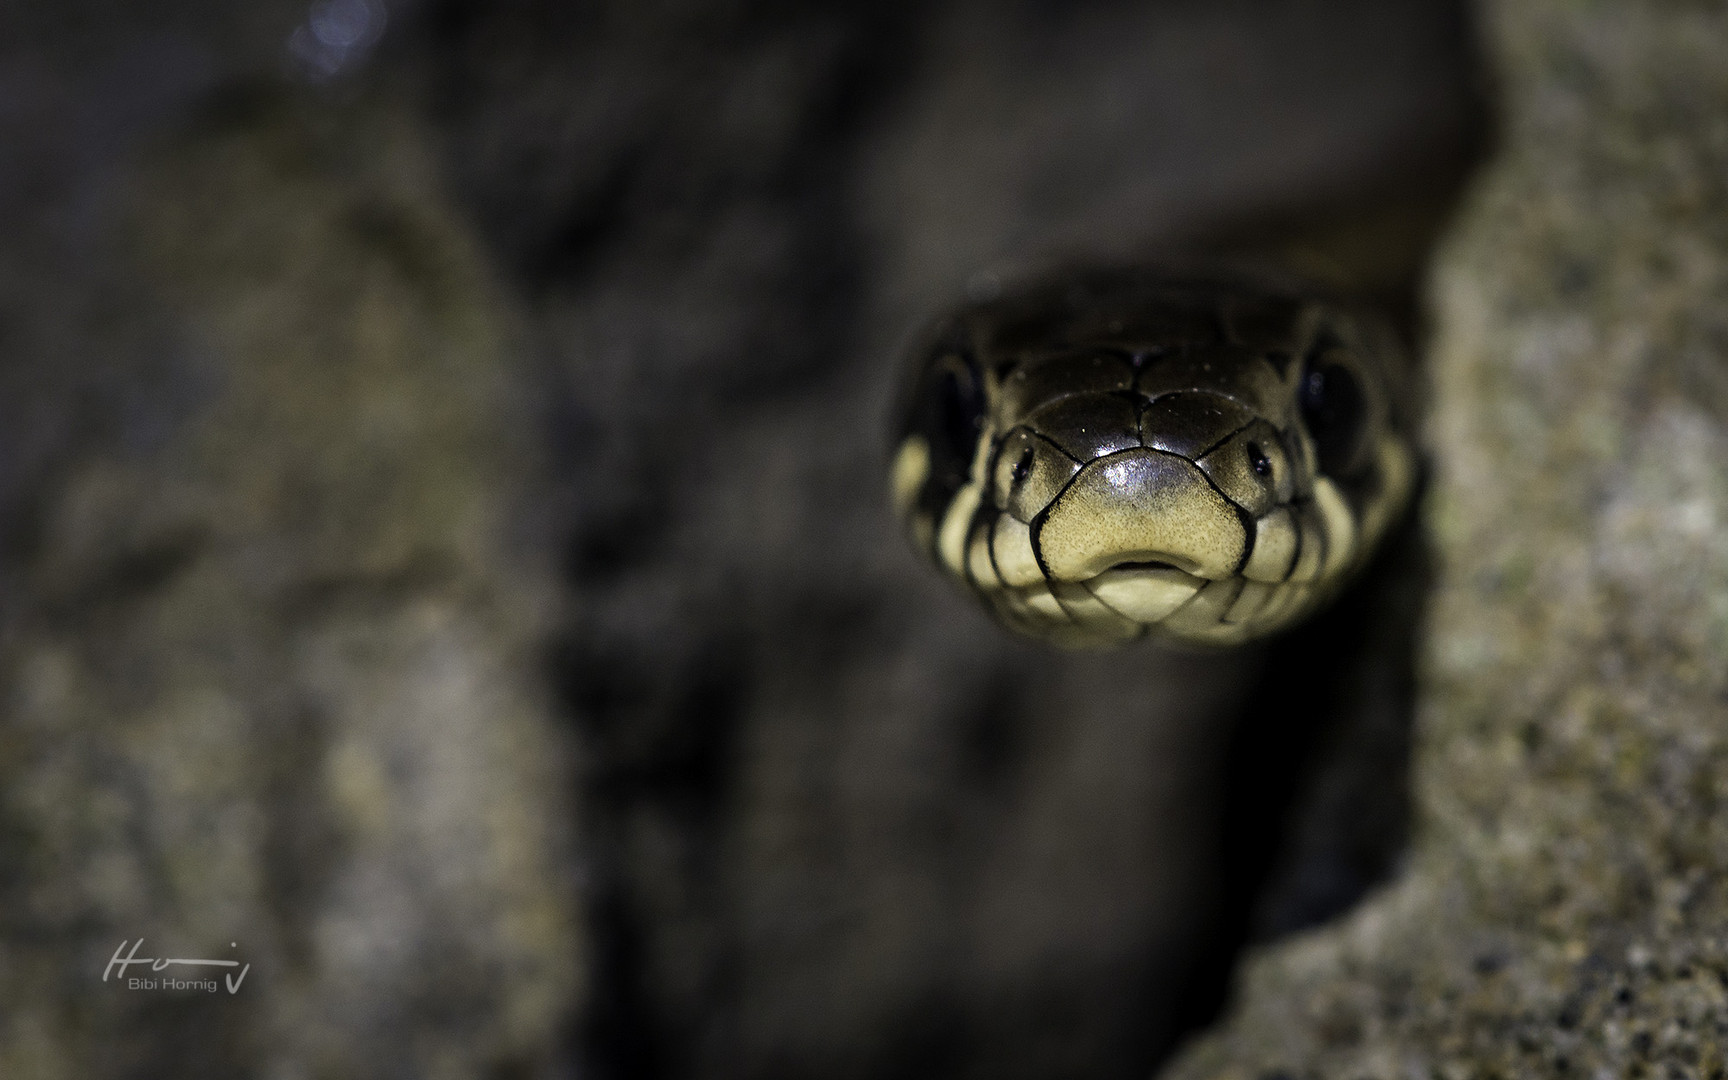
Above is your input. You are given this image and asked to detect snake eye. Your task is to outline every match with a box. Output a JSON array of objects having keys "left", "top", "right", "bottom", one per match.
[
  {"left": 1298, "top": 354, "right": 1367, "bottom": 476},
  {"left": 900, "top": 349, "right": 985, "bottom": 496},
  {"left": 934, "top": 362, "right": 984, "bottom": 466},
  {"left": 1010, "top": 445, "right": 1035, "bottom": 483},
  {"left": 896, "top": 341, "right": 987, "bottom": 521}
]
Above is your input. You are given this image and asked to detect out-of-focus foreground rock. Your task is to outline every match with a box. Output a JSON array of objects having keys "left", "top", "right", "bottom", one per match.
[
  {"left": 0, "top": 91, "right": 580, "bottom": 1078},
  {"left": 1165, "top": 1, "right": 1728, "bottom": 1075}
]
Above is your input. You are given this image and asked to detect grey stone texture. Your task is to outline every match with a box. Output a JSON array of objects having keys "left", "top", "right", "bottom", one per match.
[
  {"left": 1164, "top": 0, "right": 1728, "bottom": 1076},
  {"left": 0, "top": 88, "right": 580, "bottom": 1080}
]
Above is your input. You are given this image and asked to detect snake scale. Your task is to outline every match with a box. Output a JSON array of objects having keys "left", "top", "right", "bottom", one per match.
[{"left": 892, "top": 267, "right": 1417, "bottom": 648}]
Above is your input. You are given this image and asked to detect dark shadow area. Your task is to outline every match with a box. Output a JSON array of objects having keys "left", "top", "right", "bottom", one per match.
[
  {"left": 458, "top": 1, "right": 1487, "bottom": 1076},
  {"left": 1172, "top": 504, "right": 1436, "bottom": 1043},
  {"left": 0, "top": 0, "right": 1488, "bottom": 1076}
]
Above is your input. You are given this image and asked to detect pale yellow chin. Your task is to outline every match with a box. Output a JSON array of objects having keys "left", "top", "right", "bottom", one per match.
[
  {"left": 1084, "top": 564, "right": 1209, "bottom": 623},
  {"left": 1028, "top": 565, "right": 1323, "bottom": 649}
]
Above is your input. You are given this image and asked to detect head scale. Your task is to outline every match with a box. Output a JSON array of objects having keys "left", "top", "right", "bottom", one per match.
[{"left": 891, "top": 268, "right": 1415, "bottom": 648}]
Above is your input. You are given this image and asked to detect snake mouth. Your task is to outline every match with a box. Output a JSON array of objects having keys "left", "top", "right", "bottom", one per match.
[{"left": 1107, "top": 559, "right": 1180, "bottom": 573}]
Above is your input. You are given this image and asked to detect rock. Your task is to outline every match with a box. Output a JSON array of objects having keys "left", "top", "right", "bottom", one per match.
[
  {"left": 1162, "top": 1, "right": 1728, "bottom": 1075},
  {"left": 0, "top": 92, "right": 581, "bottom": 1078}
]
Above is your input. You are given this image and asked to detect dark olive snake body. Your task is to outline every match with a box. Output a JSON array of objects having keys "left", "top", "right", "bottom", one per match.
[{"left": 891, "top": 267, "right": 1416, "bottom": 648}]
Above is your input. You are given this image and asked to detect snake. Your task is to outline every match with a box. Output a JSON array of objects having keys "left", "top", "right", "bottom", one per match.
[{"left": 890, "top": 266, "right": 1417, "bottom": 648}]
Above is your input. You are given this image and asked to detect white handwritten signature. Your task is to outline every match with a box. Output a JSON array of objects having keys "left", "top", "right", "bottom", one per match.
[{"left": 104, "top": 940, "right": 250, "bottom": 994}]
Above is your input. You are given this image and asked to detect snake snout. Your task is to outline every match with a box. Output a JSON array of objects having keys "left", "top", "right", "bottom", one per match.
[{"left": 1035, "top": 448, "right": 1247, "bottom": 583}]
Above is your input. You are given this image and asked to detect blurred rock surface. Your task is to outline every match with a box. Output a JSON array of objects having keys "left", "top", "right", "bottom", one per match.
[
  {"left": 0, "top": 80, "right": 580, "bottom": 1080},
  {"left": 1165, "top": 0, "right": 1728, "bottom": 1075}
]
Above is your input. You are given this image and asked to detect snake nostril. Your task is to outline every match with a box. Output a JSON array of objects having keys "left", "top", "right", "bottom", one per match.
[
  {"left": 1246, "top": 441, "right": 1272, "bottom": 477},
  {"left": 1011, "top": 446, "right": 1035, "bottom": 484}
]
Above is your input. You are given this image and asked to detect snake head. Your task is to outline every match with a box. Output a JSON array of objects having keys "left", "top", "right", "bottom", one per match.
[{"left": 891, "top": 267, "right": 1415, "bottom": 648}]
